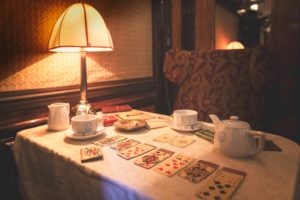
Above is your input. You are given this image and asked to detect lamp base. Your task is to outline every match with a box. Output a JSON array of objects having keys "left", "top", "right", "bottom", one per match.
[{"left": 72, "top": 101, "right": 97, "bottom": 116}]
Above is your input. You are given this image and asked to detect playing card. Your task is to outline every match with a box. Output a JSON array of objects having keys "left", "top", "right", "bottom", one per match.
[
  {"left": 93, "top": 135, "right": 127, "bottom": 146},
  {"left": 146, "top": 119, "right": 168, "bottom": 129},
  {"left": 178, "top": 160, "right": 219, "bottom": 183},
  {"left": 80, "top": 146, "right": 103, "bottom": 163},
  {"left": 171, "top": 135, "right": 195, "bottom": 148},
  {"left": 154, "top": 154, "right": 195, "bottom": 177},
  {"left": 194, "top": 129, "right": 215, "bottom": 143},
  {"left": 118, "top": 143, "right": 156, "bottom": 159},
  {"left": 111, "top": 139, "right": 141, "bottom": 151},
  {"left": 134, "top": 148, "right": 174, "bottom": 169},
  {"left": 196, "top": 167, "right": 247, "bottom": 200},
  {"left": 153, "top": 133, "right": 176, "bottom": 143}
]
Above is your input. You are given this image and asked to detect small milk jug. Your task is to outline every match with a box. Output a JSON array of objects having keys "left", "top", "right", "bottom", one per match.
[{"left": 48, "top": 103, "right": 70, "bottom": 131}]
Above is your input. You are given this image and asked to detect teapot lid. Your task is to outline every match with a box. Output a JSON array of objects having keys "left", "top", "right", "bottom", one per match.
[{"left": 222, "top": 116, "right": 250, "bottom": 129}]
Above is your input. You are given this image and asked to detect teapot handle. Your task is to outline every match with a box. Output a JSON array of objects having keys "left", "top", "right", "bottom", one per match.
[{"left": 246, "top": 130, "right": 266, "bottom": 156}]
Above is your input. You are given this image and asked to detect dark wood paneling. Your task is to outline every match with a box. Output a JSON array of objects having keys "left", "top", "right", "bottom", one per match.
[
  {"left": 181, "top": 0, "right": 195, "bottom": 50},
  {"left": 0, "top": 78, "right": 156, "bottom": 139},
  {"left": 152, "top": 0, "right": 172, "bottom": 114}
]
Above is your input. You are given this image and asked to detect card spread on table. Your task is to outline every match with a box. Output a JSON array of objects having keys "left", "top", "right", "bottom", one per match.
[
  {"left": 80, "top": 146, "right": 103, "bottom": 163},
  {"left": 134, "top": 148, "right": 174, "bottom": 169},
  {"left": 118, "top": 143, "right": 156, "bottom": 159},
  {"left": 171, "top": 135, "right": 196, "bottom": 148},
  {"left": 194, "top": 129, "right": 215, "bottom": 143},
  {"left": 154, "top": 154, "right": 195, "bottom": 177},
  {"left": 111, "top": 139, "right": 141, "bottom": 151},
  {"left": 195, "top": 167, "right": 247, "bottom": 200},
  {"left": 93, "top": 135, "right": 127, "bottom": 146},
  {"left": 153, "top": 133, "right": 176, "bottom": 143},
  {"left": 178, "top": 160, "right": 219, "bottom": 183},
  {"left": 154, "top": 133, "right": 195, "bottom": 148},
  {"left": 146, "top": 119, "right": 168, "bottom": 129}
]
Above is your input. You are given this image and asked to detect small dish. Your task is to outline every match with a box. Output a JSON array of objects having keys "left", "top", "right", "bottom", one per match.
[
  {"left": 113, "top": 119, "right": 147, "bottom": 131},
  {"left": 169, "top": 121, "right": 202, "bottom": 132},
  {"left": 65, "top": 126, "right": 105, "bottom": 140}
]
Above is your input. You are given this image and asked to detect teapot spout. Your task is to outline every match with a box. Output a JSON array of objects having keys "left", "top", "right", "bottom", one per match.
[{"left": 209, "top": 114, "right": 222, "bottom": 132}]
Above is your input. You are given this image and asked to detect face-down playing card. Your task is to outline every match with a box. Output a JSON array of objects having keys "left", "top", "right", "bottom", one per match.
[
  {"left": 118, "top": 143, "right": 156, "bottom": 159},
  {"left": 134, "top": 148, "right": 174, "bottom": 169},
  {"left": 154, "top": 153, "right": 195, "bottom": 177},
  {"left": 195, "top": 167, "right": 247, "bottom": 200},
  {"left": 178, "top": 160, "right": 219, "bottom": 183}
]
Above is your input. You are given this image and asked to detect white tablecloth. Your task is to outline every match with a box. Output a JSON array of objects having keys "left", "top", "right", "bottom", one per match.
[{"left": 14, "top": 119, "right": 300, "bottom": 200}]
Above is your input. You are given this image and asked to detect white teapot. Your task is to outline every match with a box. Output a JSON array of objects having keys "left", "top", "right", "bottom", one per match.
[
  {"left": 48, "top": 103, "right": 70, "bottom": 131},
  {"left": 209, "top": 114, "right": 265, "bottom": 158}
]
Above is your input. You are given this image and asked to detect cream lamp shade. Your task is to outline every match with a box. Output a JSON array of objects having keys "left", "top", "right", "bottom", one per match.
[
  {"left": 49, "top": 3, "right": 113, "bottom": 52},
  {"left": 48, "top": 3, "right": 113, "bottom": 115},
  {"left": 226, "top": 41, "right": 245, "bottom": 49}
]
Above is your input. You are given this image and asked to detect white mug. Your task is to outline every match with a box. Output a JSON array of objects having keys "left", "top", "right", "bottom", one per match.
[
  {"left": 48, "top": 103, "right": 70, "bottom": 131},
  {"left": 173, "top": 109, "right": 198, "bottom": 127},
  {"left": 71, "top": 114, "right": 99, "bottom": 134}
]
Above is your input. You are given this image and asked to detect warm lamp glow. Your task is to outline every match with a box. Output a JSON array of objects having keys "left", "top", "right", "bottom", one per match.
[
  {"left": 48, "top": 3, "right": 113, "bottom": 52},
  {"left": 226, "top": 41, "right": 245, "bottom": 49},
  {"left": 250, "top": 4, "right": 259, "bottom": 11},
  {"left": 48, "top": 3, "right": 113, "bottom": 115}
]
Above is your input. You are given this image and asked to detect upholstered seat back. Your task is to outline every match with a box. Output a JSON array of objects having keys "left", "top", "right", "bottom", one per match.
[{"left": 164, "top": 47, "right": 274, "bottom": 129}]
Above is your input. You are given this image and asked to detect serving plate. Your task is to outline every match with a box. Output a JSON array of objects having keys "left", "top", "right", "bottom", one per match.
[
  {"left": 65, "top": 126, "right": 105, "bottom": 140},
  {"left": 113, "top": 119, "right": 147, "bottom": 131},
  {"left": 168, "top": 121, "right": 202, "bottom": 132}
]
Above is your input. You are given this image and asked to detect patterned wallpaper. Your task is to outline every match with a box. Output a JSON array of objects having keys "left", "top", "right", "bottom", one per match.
[{"left": 0, "top": 0, "right": 153, "bottom": 92}]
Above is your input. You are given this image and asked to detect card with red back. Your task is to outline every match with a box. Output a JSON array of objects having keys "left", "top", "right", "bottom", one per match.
[
  {"left": 101, "top": 105, "right": 132, "bottom": 114},
  {"left": 195, "top": 167, "right": 246, "bottom": 200},
  {"left": 103, "top": 115, "right": 119, "bottom": 127},
  {"left": 134, "top": 148, "right": 174, "bottom": 169},
  {"left": 154, "top": 154, "right": 195, "bottom": 177},
  {"left": 110, "top": 139, "right": 141, "bottom": 151},
  {"left": 118, "top": 143, "right": 156, "bottom": 160}
]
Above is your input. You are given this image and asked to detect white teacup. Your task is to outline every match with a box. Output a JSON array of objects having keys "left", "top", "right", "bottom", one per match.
[
  {"left": 71, "top": 114, "right": 99, "bottom": 134},
  {"left": 173, "top": 109, "right": 198, "bottom": 127}
]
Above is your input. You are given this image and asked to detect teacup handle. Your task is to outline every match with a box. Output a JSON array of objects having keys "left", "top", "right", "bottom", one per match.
[{"left": 246, "top": 130, "right": 266, "bottom": 156}]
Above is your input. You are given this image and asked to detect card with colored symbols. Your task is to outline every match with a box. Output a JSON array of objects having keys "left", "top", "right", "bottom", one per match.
[
  {"left": 111, "top": 139, "right": 141, "bottom": 151},
  {"left": 118, "top": 143, "right": 156, "bottom": 160},
  {"left": 178, "top": 160, "right": 219, "bottom": 183},
  {"left": 80, "top": 146, "right": 103, "bottom": 163},
  {"left": 134, "top": 148, "right": 174, "bottom": 169},
  {"left": 154, "top": 154, "right": 195, "bottom": 177},
  {"left": 93, "top": 135, "right": 127, "bottom": 146},
  {"left": 195, "top": 167, "right": 246, "bottom": 200}
]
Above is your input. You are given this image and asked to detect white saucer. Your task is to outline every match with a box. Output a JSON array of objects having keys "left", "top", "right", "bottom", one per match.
[
  {"left": 65, "top": 126, "right": 105, "bottom": 140},
  {"left": 168, "top": 121, "right": 202, "bottom": 132}
]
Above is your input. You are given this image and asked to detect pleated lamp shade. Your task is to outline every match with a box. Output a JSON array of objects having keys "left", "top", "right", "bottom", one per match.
[
  {"left": 226, "top": 41, "right": 245, "bottom": 49},
  {"left": 48, "top": 3, "right": 113, "bottom": 52}
]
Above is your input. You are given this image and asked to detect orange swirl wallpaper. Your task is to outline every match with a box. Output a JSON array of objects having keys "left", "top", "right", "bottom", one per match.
[{"left": 0, "top": 0, "right": 153, "bottom": 92}]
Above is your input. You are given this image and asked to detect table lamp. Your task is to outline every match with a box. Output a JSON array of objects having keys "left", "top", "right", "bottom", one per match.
[
  {"left": 226, "top": 41, "right": 244, "bottom": 49},
  {"left": 48, "top": 2, "right": 113, "bottom": 115}
]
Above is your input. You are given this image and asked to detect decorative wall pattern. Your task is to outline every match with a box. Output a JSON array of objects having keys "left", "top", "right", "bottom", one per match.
[{"left": 0, "top": 0, "right": 153, "bottom": 92}]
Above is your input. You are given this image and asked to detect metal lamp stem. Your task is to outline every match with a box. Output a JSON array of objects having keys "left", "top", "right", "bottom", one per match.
[
  {"left": 73, "top": 51, "right": 96, "bottom": 116},
  {"left": 80, "top": 51, "right": 87, "bottom": 103}
]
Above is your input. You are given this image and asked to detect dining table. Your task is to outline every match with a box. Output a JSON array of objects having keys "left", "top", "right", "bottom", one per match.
[{"left": 13, "top": 110, "right": 300, "bottom": 200}]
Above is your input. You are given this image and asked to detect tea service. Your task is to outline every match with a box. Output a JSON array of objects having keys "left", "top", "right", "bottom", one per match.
[
  {"left": 169, "top": 109, "right": 202, "bottom": 132},
  {"left": 65, "top": 114, "right": 104, "bottom": 140},
  {"left": 47, "top": 103, "right": 70, "bottom": 131},
  {"left": 209, "top": 114, "right": 265, "bottom": 158}
]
